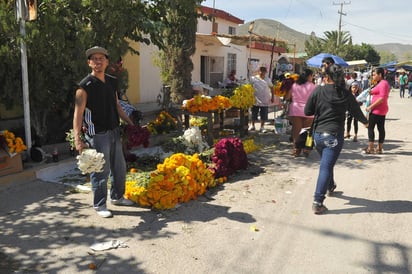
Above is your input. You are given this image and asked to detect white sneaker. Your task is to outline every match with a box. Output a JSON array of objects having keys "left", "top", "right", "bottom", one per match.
[
  {"left": 111, "top": 197, "right": 134, "bottom": 206},
  {"left": 95, "top": 207, "right": 113, "bottom": 218},
  {"left": 248, "top": 125, "right": 256, "bottom": 131},
  {"left": 260, "top": 128, "right": 268, "bottom": 133}
]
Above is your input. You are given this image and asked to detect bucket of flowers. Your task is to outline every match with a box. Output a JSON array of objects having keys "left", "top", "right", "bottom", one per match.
[{"left": 0, "top": 130, "right": 27, "bottom": 157}]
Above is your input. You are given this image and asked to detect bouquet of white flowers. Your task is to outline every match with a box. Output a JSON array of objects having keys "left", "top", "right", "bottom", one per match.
[{"left": 76, "top": 149, "right": 105, "bottom": 174}]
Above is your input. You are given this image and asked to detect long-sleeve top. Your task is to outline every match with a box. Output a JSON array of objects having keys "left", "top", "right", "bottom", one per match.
[{"left": 304, "top": 84, "right": 368, "bottom": 135}]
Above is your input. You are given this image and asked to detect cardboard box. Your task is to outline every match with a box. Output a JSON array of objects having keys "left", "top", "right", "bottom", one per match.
[{"left": 0, "top": 149, "right": 23, "bottom": 177}]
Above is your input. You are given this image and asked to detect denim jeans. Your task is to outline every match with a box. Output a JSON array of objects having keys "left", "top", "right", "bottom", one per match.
[
  {"left": 86, "top": 128, "right": 126, "bottom": 209},
  {"left": 313, "top": 132, "right": 344, "bottom": 204}
]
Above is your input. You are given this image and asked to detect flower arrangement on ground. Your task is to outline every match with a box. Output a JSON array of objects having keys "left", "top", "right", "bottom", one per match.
[
  {"left": 147, "top": 110, "right": 178, "bottom": 134},
  {"left": 0, "top": 130, "right": 27, "bottom": 155},
  {"left": 125, "top": 153, "right": 215, "bottom": 209},
  {"left": 228, "top": 83, "right": 255, "bottom": 109},
  {"left": 124, "top": 124, "right": 151, "bottom": 148},
  {"left": 211, "top": 137, "right": 248, "bottom": 178},
  {"left": 182, "top": 95, "right": 231, "bottom": 113},
  {"left": 161, "top": 127, "right": 210, "bottom": 155}
]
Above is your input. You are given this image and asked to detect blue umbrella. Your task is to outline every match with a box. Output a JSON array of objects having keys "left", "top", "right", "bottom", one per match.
[{"left": 306, "top": 53, "right": 349, "bottom": 68}]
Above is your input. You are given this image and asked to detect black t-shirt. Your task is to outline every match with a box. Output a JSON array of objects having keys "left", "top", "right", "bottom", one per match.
[{"left": 78, "top": 74, "right": 119, "bottom": 135}]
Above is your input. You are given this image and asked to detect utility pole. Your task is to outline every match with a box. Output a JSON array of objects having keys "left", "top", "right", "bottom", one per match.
[
  {"left": 15, "top": 0, "right": 37, "bottom": 151},
  {"left": 333, "top": 1, "right": 350, "bottom": 47}
]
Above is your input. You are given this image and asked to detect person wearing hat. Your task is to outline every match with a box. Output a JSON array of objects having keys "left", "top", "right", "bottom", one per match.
[
  {"left": 73, "top": 46, "right": 135, "bottom": 218},
  {"left": 344, "top": 81, "right": 362, "bottom": 141}
]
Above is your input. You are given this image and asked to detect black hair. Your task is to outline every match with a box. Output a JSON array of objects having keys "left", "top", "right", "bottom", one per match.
[
  {"left": 297, "top": 68, "right": 313, "bottom": 85},
  {"left": 373, "top": 67, "right": 385, "bottom": 77},
  {"left": 324, "top": 64, "right": 346, "bottom": 90},
  {"left": 321, "top": 57, "right": 335, "bottom": 66}
]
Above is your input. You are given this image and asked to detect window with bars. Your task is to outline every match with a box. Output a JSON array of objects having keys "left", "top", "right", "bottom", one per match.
[
  {"left": 227, "top": 53, "right": 237, "bottom": 75},
  {"left": 228, "top": 26, "right": 236, "bottom": 35}
]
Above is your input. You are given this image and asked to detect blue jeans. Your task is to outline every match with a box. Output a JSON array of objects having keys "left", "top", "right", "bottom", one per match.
[
  {"left": 313, "top": 132, "right": 344, "bottom": 204},
  {"left": 86, "top": 128, "right": 126, "bottom": 209}
]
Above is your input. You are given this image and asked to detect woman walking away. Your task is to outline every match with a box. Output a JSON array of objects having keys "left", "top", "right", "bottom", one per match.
[
  {"left": 364, "top": 67, "right": 390, "bottom": 154},
  {"left": 304, "top": 64, "right": 368, "bottom": 214},
  {"left": 284, "top": 69, "right": 316, "bottom": 157}
]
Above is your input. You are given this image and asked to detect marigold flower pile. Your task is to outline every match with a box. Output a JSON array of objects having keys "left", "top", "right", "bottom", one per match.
[
  {"left": 228, "top": 84, "right": 256, "bottom": 109},
  {"left": 0, "top": 130, "right": 27, "bottom": 154},
  {"left": 147, "top": 111, "right": 178, "bottom": 134},
  {"left": 125, "top": 153, "right": 216, "bottom": 209},
  {"left": 182, "top": 95, "right": 231, "bottom": 113},
  {"left": 124, "top": 136, "right": 253, "bottom": 209}
]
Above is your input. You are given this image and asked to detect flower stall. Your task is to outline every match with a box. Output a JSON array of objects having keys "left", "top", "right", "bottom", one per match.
[
  {"left": 227, "top": 83, "right": 255, "bottom": 137},
  {"left": 0, "top": 130, "right": 27, "bottom": 176},
  {"left": 182, "top": 95, "right": 231, "bottom": 145}
]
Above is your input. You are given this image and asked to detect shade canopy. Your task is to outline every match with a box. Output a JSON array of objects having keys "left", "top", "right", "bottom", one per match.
[{"left": 306, "top": 53, "right": 349, "bottom": 68}]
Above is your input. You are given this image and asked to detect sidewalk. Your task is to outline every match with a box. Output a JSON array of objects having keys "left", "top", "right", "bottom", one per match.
[{"left": 0, "top": 102, "right": 286, "bottom": 185}]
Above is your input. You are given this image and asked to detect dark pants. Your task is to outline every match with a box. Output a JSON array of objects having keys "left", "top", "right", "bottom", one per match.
[
  {"left": 346, "top": 113, "right": 358, "bottom": 135},
  {"left": 368, "top": 113, "right": 386, "bottom": 143}
]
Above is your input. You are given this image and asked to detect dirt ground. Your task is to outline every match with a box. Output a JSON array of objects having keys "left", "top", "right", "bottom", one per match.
[{"left": 1, "top": 90, "right": 412, "bottom": 274}]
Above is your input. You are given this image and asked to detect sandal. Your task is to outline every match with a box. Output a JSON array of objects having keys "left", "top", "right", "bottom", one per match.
[
  {"left": 376, "top": 148, "right": 383, "bottom": 154},
  {"left": 303, "top": 149, "right": 311, "bottom": 157},
  {"left": 292, "top": 148, "right": 301, "bottom": 157},
  {"left": 344, "top": 134, "right": 351, "bottom": 139},
  {"left": 364, "top": 147, "right": 375, "bottom": 154},
  {"left": 353, "top": 136, "right": 357, "bottom": 142}
]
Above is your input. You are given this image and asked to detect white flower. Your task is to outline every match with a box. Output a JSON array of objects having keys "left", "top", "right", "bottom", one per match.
[
  {"left": 181, "top": 127, "right": 209, "bottom": 153},
  {"left": 76, "top": 149, "right": 105, "bottom": 174}
]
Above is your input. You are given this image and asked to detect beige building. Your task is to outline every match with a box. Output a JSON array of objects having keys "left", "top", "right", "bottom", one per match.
[{"left": 123, "top": 6, "right": 289, "bottom": 105}]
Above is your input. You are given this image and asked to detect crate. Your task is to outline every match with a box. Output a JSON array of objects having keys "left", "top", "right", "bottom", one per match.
[{"left": 0, "top": 149, "right": 23, "bottom": 177}]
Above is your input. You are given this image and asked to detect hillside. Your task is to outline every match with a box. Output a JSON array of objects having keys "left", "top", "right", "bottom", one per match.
[
  {"left": 238, "top": 19, "right": 310, "bottom": 52},
  {"left": 238, "top": 19, "right": 412, "bottom": 61},
  {"left": 372, "top": 43, "right": 412, "bottom": 62}
]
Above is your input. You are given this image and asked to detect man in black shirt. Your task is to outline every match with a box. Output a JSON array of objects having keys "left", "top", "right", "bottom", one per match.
[{"left": 73, "top": 46, "right": 135, "bottom": 218}]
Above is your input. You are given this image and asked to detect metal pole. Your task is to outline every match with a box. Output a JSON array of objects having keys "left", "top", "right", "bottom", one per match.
[{"left": 16, "top": 0, "right": 32, "bottom": 149}]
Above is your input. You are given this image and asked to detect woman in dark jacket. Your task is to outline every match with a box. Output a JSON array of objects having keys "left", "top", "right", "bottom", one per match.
[{"left": 304, "top": 64, "right": 368, "bottom": 214}]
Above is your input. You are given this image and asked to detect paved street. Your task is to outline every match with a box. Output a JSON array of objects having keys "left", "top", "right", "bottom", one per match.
[{"left": 1, "top": 89, "right": 412, "bottom": 273}]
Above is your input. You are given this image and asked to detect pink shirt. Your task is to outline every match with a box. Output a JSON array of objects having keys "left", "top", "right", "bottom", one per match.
[
  {"left": 288, "top": 81, "right": 316, "bottom": 117},
  {"left": 370, "top": 79, "right": 389, "bottom": 116}
]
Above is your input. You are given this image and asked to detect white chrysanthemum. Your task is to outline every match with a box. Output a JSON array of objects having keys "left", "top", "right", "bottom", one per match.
[
  {"left": 182, "top": 127, "right": 209, "bottom": 153},
  {"left": 76, "top": 149, "right": 105, "bottom": 174}
]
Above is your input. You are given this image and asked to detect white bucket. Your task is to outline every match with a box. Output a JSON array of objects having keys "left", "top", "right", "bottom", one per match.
[{"left": 275, "top": 118, "right": 288, "bottom": 134}]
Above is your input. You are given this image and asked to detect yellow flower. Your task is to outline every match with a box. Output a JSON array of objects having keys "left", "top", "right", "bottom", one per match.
[{"left": 0, "top": 130, "right": 27, "bottom": 154}]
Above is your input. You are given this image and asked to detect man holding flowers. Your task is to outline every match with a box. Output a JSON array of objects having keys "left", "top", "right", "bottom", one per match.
[{"left": 73, "top": 46, "right": 135, "bottom": 218}]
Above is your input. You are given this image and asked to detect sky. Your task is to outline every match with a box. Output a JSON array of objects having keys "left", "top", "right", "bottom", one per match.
[{"left": 202, "top": 0, "right": 411, "bottom": 46}]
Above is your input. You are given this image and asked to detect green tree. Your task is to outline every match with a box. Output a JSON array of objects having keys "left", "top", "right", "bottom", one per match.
[
  {"left": 304, "top": 30, "right": 380, "bottom": 67},
  {"left": 1, "top": 0, "right": 202, "bottom": 144},
  {"left": 153, "top": 0, "right": 203, "bottom": 105}
]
